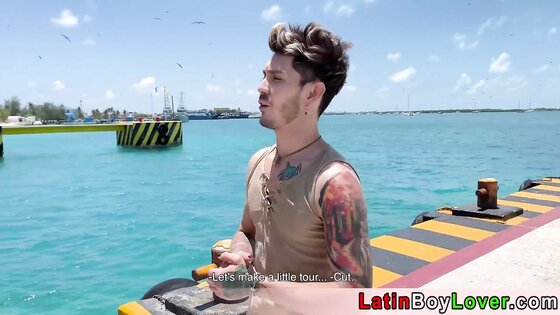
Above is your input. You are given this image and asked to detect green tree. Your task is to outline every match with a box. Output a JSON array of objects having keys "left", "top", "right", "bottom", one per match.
[
  {"left": 27, "top": 102, "right": 38, "bottom": 117},
  {"left": 4, "top": 97, "right": 21, "bottom": 116},
  {"left": 76, "top": 107, "right": 85, "bottom": 119},
  {"left": 91, "top": 109, "right": 102, "bottom": 120},
  {"left": 0, "top": 107, "right": 9, "bottom": 122}
]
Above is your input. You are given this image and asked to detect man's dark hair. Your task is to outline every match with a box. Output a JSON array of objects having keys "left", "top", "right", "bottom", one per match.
[{"left": 268, "top": 22, "right": 352, "bottom": 116}]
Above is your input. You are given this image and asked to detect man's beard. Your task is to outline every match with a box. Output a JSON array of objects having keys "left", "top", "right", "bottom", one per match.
[{"left": 259, "top": 94, "right": 301, "bottom": 130}]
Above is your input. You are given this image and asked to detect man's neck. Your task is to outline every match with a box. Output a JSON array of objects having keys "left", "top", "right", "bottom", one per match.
[{"left": 274, "top": 126, "right": 320, "bottom": 157}]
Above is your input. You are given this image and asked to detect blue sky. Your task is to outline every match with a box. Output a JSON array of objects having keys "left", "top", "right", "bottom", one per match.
[{"left": 1, "top": 0, "right": 558, "bottom": 114}]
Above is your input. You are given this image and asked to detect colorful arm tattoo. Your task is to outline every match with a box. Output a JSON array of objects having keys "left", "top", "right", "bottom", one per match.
[{"left": 319, "top": 171, "right": 373, "bottom": 288}]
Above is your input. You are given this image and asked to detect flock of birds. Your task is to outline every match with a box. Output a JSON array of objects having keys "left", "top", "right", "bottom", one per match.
[{"left": 41, "top": 16, "right": 214, "bottom": 78}]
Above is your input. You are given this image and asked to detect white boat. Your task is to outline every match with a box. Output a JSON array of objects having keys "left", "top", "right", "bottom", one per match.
[
  {"left": 161, "top": 87, "right": 174, "bottom": 120},
  {"left": 175, "top": 92, "right": 189, "bottom": 122}
]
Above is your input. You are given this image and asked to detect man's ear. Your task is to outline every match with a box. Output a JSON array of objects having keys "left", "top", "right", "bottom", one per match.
[{"left": 305, "top": 81, "right": 326, "bottom": 106}]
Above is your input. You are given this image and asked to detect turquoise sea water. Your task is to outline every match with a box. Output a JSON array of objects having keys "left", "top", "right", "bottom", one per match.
[{"left": 1, "top": 112, "right": 559, "bottom": 314}]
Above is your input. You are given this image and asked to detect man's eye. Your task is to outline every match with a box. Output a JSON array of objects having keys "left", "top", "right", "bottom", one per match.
[{"left": 273, "top": 77, "right": 281, "bottom": 80}]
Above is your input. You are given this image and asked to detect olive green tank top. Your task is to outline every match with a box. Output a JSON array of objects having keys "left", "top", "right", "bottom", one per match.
[{"left": 246, "top": 143, "right": 357, "bottom": 282}]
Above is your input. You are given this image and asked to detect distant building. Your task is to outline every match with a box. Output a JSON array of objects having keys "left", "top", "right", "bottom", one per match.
[{"left": 65, "top": 109, "right": 77, "bottom": 122}]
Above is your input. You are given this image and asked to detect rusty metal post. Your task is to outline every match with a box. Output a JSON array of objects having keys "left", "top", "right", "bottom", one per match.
[{"left": 476, "top": 178, "right": 499, "bottom": 209}]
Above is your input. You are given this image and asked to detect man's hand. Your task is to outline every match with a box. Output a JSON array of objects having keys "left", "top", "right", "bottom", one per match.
[{"left": 207, "top": 252, "right": 255, "bottom": 301}]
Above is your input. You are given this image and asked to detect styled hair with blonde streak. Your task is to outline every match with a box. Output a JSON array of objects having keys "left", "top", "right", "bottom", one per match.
[{"left": 268, "top": 22, "right": 352, "bottom": 116}]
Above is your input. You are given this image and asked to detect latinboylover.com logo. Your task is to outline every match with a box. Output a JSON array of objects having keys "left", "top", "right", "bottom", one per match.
[{"left": 358, "top": 292, "right": 559, "bottom": 313}]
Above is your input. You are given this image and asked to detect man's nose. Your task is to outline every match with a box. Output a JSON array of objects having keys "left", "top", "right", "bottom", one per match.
[{"left": 257, "top": 78, "right": 269, "bottom": 94}]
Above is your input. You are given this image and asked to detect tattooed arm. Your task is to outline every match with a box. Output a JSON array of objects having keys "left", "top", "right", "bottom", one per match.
[
  {"left": 315, "top": 162, "right": 373, "bottom": 288},
  {"left": 255, "top": 162, "right": 372, "bottom": 290}
]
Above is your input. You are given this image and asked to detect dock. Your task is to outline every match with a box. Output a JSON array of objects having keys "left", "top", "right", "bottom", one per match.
[{"left": 118, "top": 177, "right": 560, "bottom": 314}]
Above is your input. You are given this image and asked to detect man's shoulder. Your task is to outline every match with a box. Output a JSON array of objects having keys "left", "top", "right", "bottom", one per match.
[
  {"left": 248, "top": 146, "right": 274, "bottom": 166},
  {"left": 316, "top": 161, "right": 360, "bottom": 186},
  {"left": 245, "top": 146, "right": 274, "bottom": 179},
  {"left": 310, "top": 159, "right": 361, "bottom": 216},
  {"left": 315, "top": 144, "right": 357, "bottom": 180}
]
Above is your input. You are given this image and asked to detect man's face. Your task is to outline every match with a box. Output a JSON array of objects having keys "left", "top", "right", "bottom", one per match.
[{"left": 257, "top": 53, "right": 307, "bottom": 130}]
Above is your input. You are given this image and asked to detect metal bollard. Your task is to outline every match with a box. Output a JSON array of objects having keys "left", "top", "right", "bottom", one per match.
[{"left": 476, "top": 178, "right": 499, "bottom": 209}]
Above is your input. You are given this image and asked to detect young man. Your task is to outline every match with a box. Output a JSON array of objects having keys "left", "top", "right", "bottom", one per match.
[{"left": 208, "top": 22, "right": 372, "bottom": 312}]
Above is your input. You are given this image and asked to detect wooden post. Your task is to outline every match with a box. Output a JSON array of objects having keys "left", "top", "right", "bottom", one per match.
[{"left": 476, "top": 178, "right": 498, "bottom": 209}]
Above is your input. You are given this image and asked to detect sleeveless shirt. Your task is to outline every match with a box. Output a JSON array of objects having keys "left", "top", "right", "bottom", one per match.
[{"left": 246, "top": 143, "right": 358, "bottom": 281}]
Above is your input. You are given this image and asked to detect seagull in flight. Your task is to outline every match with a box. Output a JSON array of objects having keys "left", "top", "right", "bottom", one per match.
[
  {"left": 192, "top": 21, "right": 205, "bottom": 24},
  {"left": 177, "top": 62, "right": 183, "bottom": 69},
  {"left": 60, "top": 34, "right": 71, "bottom": 43},
  {"left": 38, "top": 55, "right": 42, "bottom": 60},
  {"left": 154, "top": 17, "right": 162, "bottom": 21}
]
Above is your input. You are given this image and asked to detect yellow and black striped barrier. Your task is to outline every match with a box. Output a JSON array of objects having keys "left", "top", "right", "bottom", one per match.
[
  {"left": 118, "top": 176, "right": 560, "bottom": 314},
  {"left": 0, "top": 121, "right": 182, "bottom": 158},
  {"left": 117, "top": 121, "right": 182, "bottom": 147}
]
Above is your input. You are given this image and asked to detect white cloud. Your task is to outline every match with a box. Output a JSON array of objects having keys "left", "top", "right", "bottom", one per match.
[
  {"left": 247, "top": 89, "right": 258, "bottom": 97},
  {"left": 236, "top": 89, "right": 243, "bottom": 95},
  {"left": 477, "top": 16, "right": 508, "bottom": 36},
  {"left": 386, "top": 52, "right": 401, "bottom": 62},
  {"left": 132, "top": 76, "right": 156, "bottom": 91},
  {"left": 105, "top": 90, "right": 115, "bottom": 99},
  {"left": 364, "top": 0, "right": 376, "bottom": 4},
  {"left": 549, "top": 27, "right": 557, "bottom": 35},
  {"left": 489, "top": 52, "right": 510, "bottom": 73},
  {"left": 83, "top": 38, "right": 96, "bottom": 46},
  {"left": 28, "top": 81, "right": 37, "bottom": 88},
  {"left": 389, "top": 67, "right": 416, "bottom": 83},
  {"left": 533, "top": 64, "right": 550, "bottom": 74},
  {"left": 336, "top": 5, "right": 354, "bottom": 16},
  {"left": 468, "top": 80, "right": 485, "bottom": 94},
  {"left": 428, "top": 55, "right": 441, "bottom": 62},
  {"left": 261, "top": 5, "right": 282, "bottom": 22},
  {"left": 234, "top": 79, "right": 242, "bottom": 87},
  {"left": 206, "top": 84, "right": 222, "bottom": 93},
  {"left": 453, "top": 33, "right": 478, "bottom": 50},
  {"left": 324, "top": 2, "right": 354, "bottom": 17},
  {"left": 51, "top": 9, "right": 79, "bottom": 28},
  {"left": 83, "top": 15, "right": 92, "bottom": 23},
  {"left": 53, "top": 80, "right": 65, "bottom": 91},
  {"left": 453, "top": 73, "right": 471, "bottom": 92},
  {"left": 304, "top": 6, "right": 312, "bottom": 13},
  {"left": 349, "top": 64, "right": 357, "bottom": 73}
]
